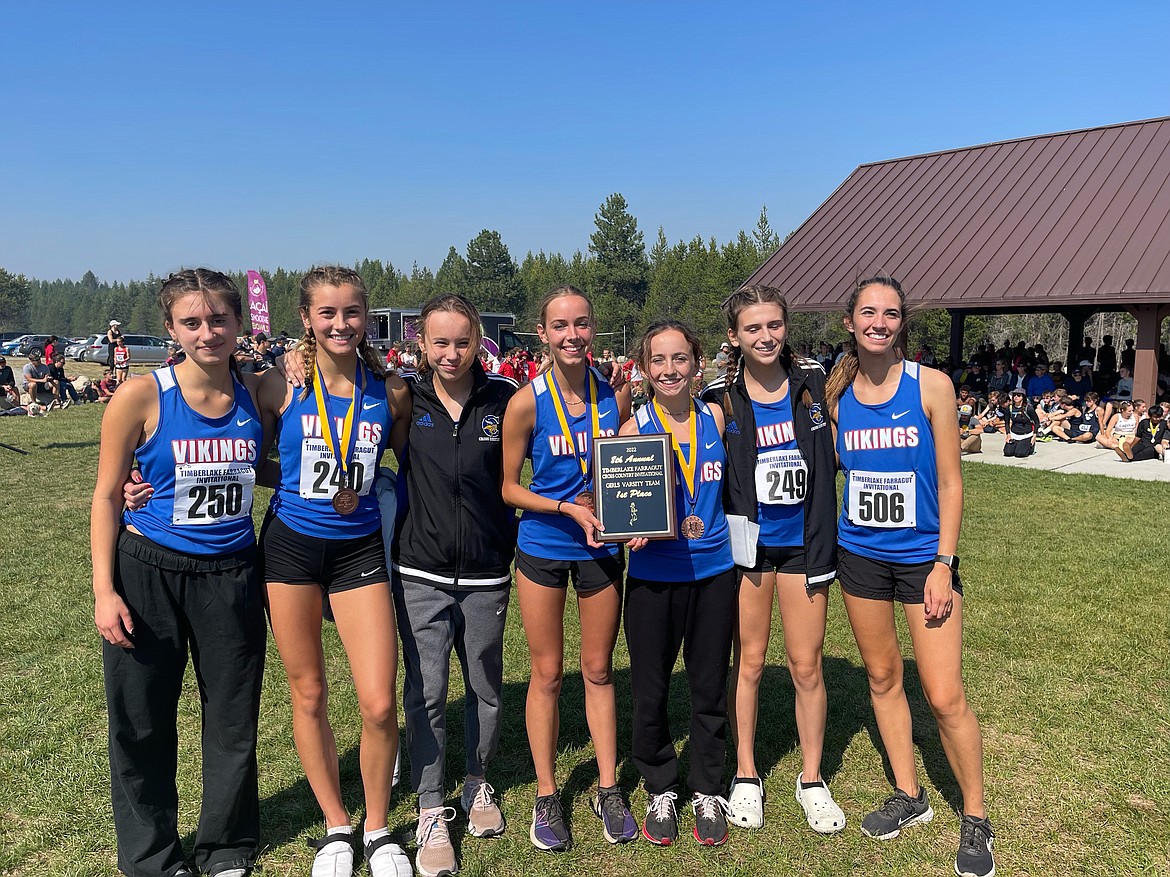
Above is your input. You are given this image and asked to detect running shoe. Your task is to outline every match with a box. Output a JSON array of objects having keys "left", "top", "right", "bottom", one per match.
[
  {"left": 462, "top": 779, "right": 505, "bottom": 838},
  {"left": 954, "top": 814, "right": 996, "bottom": 877},
  {"left": 691, "top": 792, "right": 730, "bottom": 846},
  {"left": 530, "top": 791, "right": 571, "bottom": 852},
  {"left": 641, "top": 789, "right": 679, "bottom": 846},
  {"left": 591, "top": 784, "right": 637, "bottom": 844},
  {"left": 414, "top": 808, "right": 457, "bottom": 877},
  {"left": 860, "top": 787, "right": 934, "bottom": 840}
]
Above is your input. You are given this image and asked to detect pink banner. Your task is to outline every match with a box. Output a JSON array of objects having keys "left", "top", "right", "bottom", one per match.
[{"left": 246, "top": 270, "right": 270, "bottom": 335}]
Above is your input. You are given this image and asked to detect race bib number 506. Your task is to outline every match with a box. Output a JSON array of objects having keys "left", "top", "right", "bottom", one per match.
[{"left": 847, "top": 470, "right": 916, "bottom": 528}]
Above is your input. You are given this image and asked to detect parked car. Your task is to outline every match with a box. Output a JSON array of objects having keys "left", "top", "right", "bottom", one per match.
[
  {"left": 1, "top": 335, "right": 33, "bottom": 356},
  {"left": 89, "top": 334, "right": 172, "bottom": 365},
  {"left": 17, "top": 334, "right": 72, "bottom": 358},
  {"left": 0, "top": 331, "right": 31, "bottom": 344},
  {"left": 69, "top": 334, "right": 104, "bottom": 360}
]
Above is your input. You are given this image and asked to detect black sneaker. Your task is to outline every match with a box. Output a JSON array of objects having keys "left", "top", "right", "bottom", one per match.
[
  {"left": 641, "top": 790, "right": 679, "bottom": 846},
  {"left": 860, "top": 787, "right": 935, "bottom": 840},
  {"left": 530, "top": 791, "right": 572, "bottom": 852},
  {"left": 691, "top": 792, "right": 729, "bottom": 846},
  {"left": 955, "top": 814, "right": 995, "bottom": 877}
]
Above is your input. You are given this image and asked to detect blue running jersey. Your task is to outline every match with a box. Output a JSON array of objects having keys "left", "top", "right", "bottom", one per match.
[
  {"left": 836, "top": 360, "right": 939, "bottom": 563},
  {"left": 125, "top": 367, "right": 261, "bottom": 555},
  {"left": 517, "top": 367, "right": 620, "bottom": 561},
  {"left": 752, "top": 395, "right": 806, "bottom": 548},
  {"left": 626, "top": 400, "right": 732, "bottom": 581},
  {"left": 269, "top": 363, "right": 390, "bottom": 538}
]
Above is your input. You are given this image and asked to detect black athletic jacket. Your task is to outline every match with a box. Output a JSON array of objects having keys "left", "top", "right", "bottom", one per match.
[
  {"left": 701, "top": 360, "right": 838, "bottom": 587},
  {"left": 393, "top": 363, "right": 518, "bottom": 590}
]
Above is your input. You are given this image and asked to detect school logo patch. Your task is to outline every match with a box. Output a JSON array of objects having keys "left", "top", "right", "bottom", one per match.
[
  {"left": 809, "top": 403, "right": 827, "bottom": 430},
  {"left": 480, "top": 414, "right": 501, "bottom": 441}
]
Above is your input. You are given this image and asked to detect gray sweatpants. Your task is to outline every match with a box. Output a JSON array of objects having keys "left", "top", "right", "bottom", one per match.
[{"left": 392, "top": 577, "right": 509, "bottom": 809}]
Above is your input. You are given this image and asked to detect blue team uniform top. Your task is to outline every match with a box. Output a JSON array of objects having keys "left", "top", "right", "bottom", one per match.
[
  {"left": 752, "top": 395, "right": 807, "bottom": 548},
  {"left": 518, "top": 367, "right": 620, "bottom": 561},
  {"left": 836, "top": 360, "right": 940, "bottom": 564},
  {"left": 626, "top": 400, "right": 733, "bottom": 582},
  {"left": 269, "top": 363, "right": 391, "bottom": 539},
  {"left": 125, "top": 367, "right": 261, "bottom": 556}
]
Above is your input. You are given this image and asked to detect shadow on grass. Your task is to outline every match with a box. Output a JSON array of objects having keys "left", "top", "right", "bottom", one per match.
[
  {"left": 249, "top": 652, "right": 963, "bottom": 851},
  {"left": 44, "top": 440, "right": 100, "bottom": 449}
]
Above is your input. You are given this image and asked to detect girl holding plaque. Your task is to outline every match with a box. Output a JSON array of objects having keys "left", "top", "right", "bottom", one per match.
[
  {"left": 258, "top": 266, "right": 413, "bottom": 877},
  {"left": 619, "top": 320, "right": 736, "bottom": 847},
  {"left": 702, "top": 286, "right": 844, "bottom": 836},
  {"left": 824, "top": 277, "right": 993, "bottom": 877},
  {"left": 91, "top": 269, "right": 267, "bottom": 877},
  {"left": 501, "top": 285, "right": 636, "bottom": 851}
]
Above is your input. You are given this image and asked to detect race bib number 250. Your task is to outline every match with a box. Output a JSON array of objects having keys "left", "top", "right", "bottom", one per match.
[
  {"left": 172, "top": 463, "right": 256, "bottom": 526},
  {"left": 847, "top": 470, "right": 916, "bottom": 528}
]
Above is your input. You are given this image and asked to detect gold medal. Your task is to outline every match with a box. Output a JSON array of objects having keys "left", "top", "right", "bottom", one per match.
[
  {"left": 680, "top": 514, "right": 705, "bottom": 540},
  {"left": 332, "top": 487, "right": 360, "bottom": 515}
]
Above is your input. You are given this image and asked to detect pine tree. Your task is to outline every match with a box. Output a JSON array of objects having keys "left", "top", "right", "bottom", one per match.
[
  {"left": 435, "top": 246, "right": 469, "bottom": 296},
  {"left": 589, "top": 193, "right": 648, "bottom": 311},
  {"left": 466, "top": 230, "right": 523, "bottom": 314},
  {"left": 752, "top": 204, "right": 781, "bottom": 259}
]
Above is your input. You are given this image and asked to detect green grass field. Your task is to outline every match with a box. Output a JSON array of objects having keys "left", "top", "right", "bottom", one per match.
[{"left": 1, "top": 399, "right": 1167, "bottom": 876}]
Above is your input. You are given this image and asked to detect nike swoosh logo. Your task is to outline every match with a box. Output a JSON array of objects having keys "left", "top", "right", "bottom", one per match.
[
  {"left": 236, "top": 418, "right": 253, "bottom": 427},
  {"left": 362, "top": 401, "right": 382, "bottom": 410},
  {"left": 705, "top": 440, "right": 719, "bottom": 449},
  {"left": 496, "top": 605, "right": 506, "bottom": 616},
  {"left": 360, "top": 567, "right": 382, "bottom": 578},
  {"left": 891, "top": 411, "right": 910, "bottom": 420}
]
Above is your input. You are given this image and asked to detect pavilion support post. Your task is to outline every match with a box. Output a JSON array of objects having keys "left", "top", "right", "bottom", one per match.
[
  {"left": 948, "top": 309, "right": 967, "bottom": 366},
  {"left": 1125, "top": 304, "right": 1170, "bottom": 404},
  {"left": 1061, "top": 306, "right": 1093, "bottom": 368}
]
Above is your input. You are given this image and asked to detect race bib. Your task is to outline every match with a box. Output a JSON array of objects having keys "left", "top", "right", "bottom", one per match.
[
  {"left": 299, "top": 438, "right": 378, "bottom": 500},
  {"left": 172, "top": 462, "right": 256, "bottom": 526},
  {"left": 1079, "top": 423, "right": 1091, "bottom": 432},
  {"left": 755, "top": 449, "right": 808, "bottom": 505},
  {"left": 847, "top": 470, "right": 916, "bottom": 528}
]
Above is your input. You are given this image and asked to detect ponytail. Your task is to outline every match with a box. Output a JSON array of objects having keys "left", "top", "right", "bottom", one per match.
[
  {"left": 721, "top": 346, "right": 741, "bottom": 422},
  {"left": 297, "top": 332, "right": 318, "bottom": 403},
  {"left": 825, "top": 351, "right": 859, "bottom": 417}
]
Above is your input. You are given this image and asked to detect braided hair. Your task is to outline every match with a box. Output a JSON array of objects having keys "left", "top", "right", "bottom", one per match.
[{"left": 298, "top": 265, "right": 385, "bottom": 401}]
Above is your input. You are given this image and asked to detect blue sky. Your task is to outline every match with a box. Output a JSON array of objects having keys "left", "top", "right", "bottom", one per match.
[{"left": 3, "top": 1, "right": 1169, "bottom": 282}]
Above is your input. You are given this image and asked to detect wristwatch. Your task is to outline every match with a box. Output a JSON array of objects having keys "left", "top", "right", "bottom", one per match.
[{"left": 934, "top": 554, "right": 960, "bottom": 570}]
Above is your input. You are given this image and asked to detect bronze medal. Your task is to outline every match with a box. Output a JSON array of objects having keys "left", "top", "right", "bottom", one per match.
[
  {"left": 680, "top": 514, "right": 705, "bottom": 540},
  {"left": 332, "top": 487, "right": 360, "bottom": 515},
  {"left": 574, "top": 490, "right": 595, "bottom": 513}
]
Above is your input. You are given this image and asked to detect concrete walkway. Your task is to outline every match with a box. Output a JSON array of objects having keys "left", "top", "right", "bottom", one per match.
[{"left": 960, "top": 433, "right": 1170, "bottom": 482}]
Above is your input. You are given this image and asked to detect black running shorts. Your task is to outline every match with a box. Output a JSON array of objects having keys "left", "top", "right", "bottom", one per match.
[
  {"left": 836, "top": 545, "right": 962, "bottom": 604},
  {"left": 260, "top": 513, "right": 388, "bottom": 593},
  {"left": 515, "top": 548, "right": 623, "bottom": 592},
  {"left": 740, "top": 544, "right": 809, "bottom": 576}
]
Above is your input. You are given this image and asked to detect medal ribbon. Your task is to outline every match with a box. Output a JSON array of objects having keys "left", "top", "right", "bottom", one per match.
[
  {"left": 313, "top": 362, "right": 365, "bottom": 483},
  {"left": 652, "top": 397, "right": 699, "bottom": 506},
  {"left": 548, "top": 369, "right": 600, "bottom": 485}
]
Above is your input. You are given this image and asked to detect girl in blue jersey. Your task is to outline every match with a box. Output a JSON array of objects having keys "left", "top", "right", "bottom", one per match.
[
  {"left": 825, "top": 277, "right": 994, "bottom": 877},
  {"left": 501, "top": 285, "right": 636, "bottom": 851},
  {"left": 257, "top": 266, "right": 413, "bottom": 877},
  {"left": 620, "top": 321, "right": 735, "bottom": 847},
  {"left": 710, "top": 287, "right": 844, "bottom": 836},
  {"left": 91, "top": 269, "right": 266, "bottom": 877}
]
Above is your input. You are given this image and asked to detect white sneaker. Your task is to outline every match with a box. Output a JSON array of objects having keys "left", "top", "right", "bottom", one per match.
[
  {"left": 213, "top": 870, "right": 247, "bottom": 877},
  {"left": 366, "top": 834, "right": 413, "bottom": 877},
  {"left": 310, "top": 831, "right": 355, "bottom": 877},
  {"left": 795, "top": 772, "right": 846, "bottom": 834},
  {"left": 726, "top": 776, "right": 765, "bottom": 828}
]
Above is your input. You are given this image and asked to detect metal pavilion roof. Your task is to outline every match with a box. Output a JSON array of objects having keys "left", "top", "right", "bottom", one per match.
[{"left": 746, "top": 116, "right": 1170, "bottom": 311}]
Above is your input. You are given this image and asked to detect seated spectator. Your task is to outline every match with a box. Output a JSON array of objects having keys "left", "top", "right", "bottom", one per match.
[
  {"left": 1055, "top": 391, "right": 1103, "bottom": 444},
  {"left": 0, "top": 355, "right": 16, "bottom": 401},
  {"left": 1112, "top": 366, "right": 1134, "bottom": 401},
  {"left": 1027, "top": 363, "right": 1056, "bottom": 402},
  {"left": 816, "top": 341, "right": 835, "bottom": 369},
  {"left": 253, "top": 333, "right": 277, "bottom": 370},
  {"left": 1049, "top": 395, "right": 1083, "bottom": 442},
  {"left": 1098, "top": 400, "right": 1137, "bottom": 451},
  {"left": 914, "top": 344, "right": 937, "bottom": 367},
  {"left": 987, "top": 359, "right": 1012, "bottom": 395},
  {"left": 1064, "top": 361, "right": 1093, "bottom": 400},
  {"left": 1009, "top": 361, "right": 1030, "bottom": 394},
  {"left": 47, "top": 354, "right": 80, "bottom": 407},
  {"left": 1049, "top": 361, "right": 1067, "bottom": 389},
  {"left": 97, "top": 369, "right": 119, "bottom": 403},
  {"left": 1116, "top": 403, "right": 1167, "bottom": 462},
  {"left": 957, "top": 385, "right": 982, "bottom": 454},
  {"left": 21, "top": 350, "right": 57, "bottom": 405},
  {"left": 1034, "top": 390, "right": 1063, "bottom": 439},
  {"left": 1003, "top": 388, "right": 1040, "bottom": 457},
  {"left": 977, "top": 390, "right": 1007, "bottom": 435}
]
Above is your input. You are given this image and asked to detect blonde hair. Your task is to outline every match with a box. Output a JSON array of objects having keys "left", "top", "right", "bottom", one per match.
[
  {"left": 298, "top": 265, "right": 384, "bottom": 400},
  {"left": 417, "top": 293, "right": 483, "bottom": 374}
]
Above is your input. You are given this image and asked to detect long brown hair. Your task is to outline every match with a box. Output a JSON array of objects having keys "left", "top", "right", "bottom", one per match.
[
  {"left": 824, "top": 275, "right": 908, "bottom": 416},
  {"left": 634, "top": 320, "right": 703, "bottom": 401},
  {"left": 298, "top": 265, "right": 385, "bottom": 400},
  {"left": 417, "top": 293, "right": 483, "bottom": 374},
  {"left": 158, "top": 269, "right": 243, "bottom": 379},
  {"left": 720, "top": 284, "right": 811, "bottom": 419}
]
